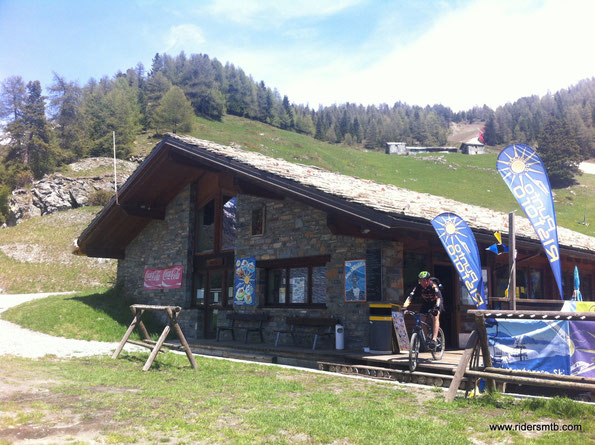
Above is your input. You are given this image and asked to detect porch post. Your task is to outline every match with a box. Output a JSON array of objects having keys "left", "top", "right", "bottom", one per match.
[{"left": 509, "top": 212, "right": 516, "bottom": 310}]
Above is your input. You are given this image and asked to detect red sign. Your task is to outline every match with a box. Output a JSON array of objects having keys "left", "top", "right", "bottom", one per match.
[{"left": 143, "top": 265, "right": 184, "bottom": 289}]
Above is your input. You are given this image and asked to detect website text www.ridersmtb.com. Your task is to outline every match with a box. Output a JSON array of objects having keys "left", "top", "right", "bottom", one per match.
[{"left": 489, "top": 423, "right": 583, "bottom": 432}]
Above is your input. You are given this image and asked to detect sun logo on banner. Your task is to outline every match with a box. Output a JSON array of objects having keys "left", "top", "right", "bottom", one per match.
[
  {"left": 497, "top": 144, "right": 548, "bottom": 193},
  {"left": 433, "top": 213, "right": 469, "bottom": 249}
]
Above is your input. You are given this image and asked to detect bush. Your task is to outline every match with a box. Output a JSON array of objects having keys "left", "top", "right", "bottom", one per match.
[{"left": 88, "top": 189, "right": 113, "bottom": 206}]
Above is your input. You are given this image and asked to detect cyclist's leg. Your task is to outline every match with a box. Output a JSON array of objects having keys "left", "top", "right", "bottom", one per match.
[{"left": 431, "top": 310, "right": 440, "bottom": 341}]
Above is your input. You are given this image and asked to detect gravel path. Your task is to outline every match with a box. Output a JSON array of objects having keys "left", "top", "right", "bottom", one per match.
[{"left": 0, "top": 292, "right": 144, "bottom": 358}]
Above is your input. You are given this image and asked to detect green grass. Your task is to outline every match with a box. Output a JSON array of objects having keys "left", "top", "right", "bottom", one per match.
[
  {"left": 133, "top": 115, "right": 594, "bottom": 237},
  {"left": 0, "top": 207, "right": 116, "bottom": 293},
  {"left": 1, "top": 287, "right": 164, "bottom": 341},
  {"left": 0, "top": 354, "right": 592, "bottom": 444}
]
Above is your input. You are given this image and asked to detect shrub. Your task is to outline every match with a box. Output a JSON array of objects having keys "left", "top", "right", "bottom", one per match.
[{"left": 88, "top": 189, "right": 113, "bottom": 206}]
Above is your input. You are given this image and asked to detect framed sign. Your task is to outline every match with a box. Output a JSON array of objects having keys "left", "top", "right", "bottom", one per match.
[
  {"left": 143, "top": 265, "right": 183, "bottom": 289},
  {"left": 344, "top": 259, "right": 366, "bottom": 302},
  {"left": 234, "top": 257, "right": 256, "bottom": 305},
  {"left": 392, "top": 309, "right": 410, "bottom": 352}
]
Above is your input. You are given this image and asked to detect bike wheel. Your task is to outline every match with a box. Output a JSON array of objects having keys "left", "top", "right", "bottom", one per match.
[
  {"left": 409, "top": 333, "right": 420, "bottom": 372},
  {"left": 431, "top": 328, "right": 446, "bottom": 360}
]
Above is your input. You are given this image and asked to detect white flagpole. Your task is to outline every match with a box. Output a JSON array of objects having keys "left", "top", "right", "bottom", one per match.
[{"left": 113, "top": 131, "right": 119, "bottom": 205}]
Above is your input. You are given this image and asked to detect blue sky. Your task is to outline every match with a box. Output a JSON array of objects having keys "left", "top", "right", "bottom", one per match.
[{"left": 0, "top": 0, "right": 593, "bottom": 111}]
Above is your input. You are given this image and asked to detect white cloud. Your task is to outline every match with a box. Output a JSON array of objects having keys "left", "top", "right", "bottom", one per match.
[
  {"left": 283, "top": 0, "right": 595, "bottom": 110},
  {"left": 163, "top": 24, "right": 206, "bottom": 54},
  {"left": 205, "top": 0, "right": 362, "bottom": 25}
]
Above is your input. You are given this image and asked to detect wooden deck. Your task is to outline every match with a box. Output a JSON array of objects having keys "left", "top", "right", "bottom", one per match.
[{"left": 183, "top": 337, "right": 465, "bottom": 379}]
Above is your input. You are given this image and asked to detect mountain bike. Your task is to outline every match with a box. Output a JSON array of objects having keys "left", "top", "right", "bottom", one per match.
[{"left": 403, "top": 310, "right": 445, "bottom": 372}]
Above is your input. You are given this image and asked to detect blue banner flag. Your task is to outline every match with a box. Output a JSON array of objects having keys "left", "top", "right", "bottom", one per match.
[
  {"left": 431, "top": 213, "right": 487, "bottom": 309},
  {"left": 497, "top": 144, "right": 563, "bottom": 298}
]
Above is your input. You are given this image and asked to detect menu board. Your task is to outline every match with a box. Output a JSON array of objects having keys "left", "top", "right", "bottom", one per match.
[{"left": 392, "top": 309, "right": 410, "bottom": 352}]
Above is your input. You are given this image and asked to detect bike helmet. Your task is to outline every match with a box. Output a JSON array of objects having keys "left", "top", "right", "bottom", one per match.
[{"left": 418, "top": 271, "right": 431, "bottom": 279}]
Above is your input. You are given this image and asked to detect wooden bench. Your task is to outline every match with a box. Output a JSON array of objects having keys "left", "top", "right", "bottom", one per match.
[
  {"left": 274, "top": 316, "right": 338, "bottom": 350},
  {"left": 216, "top": 312, "right": 269, "bottom": 343}
]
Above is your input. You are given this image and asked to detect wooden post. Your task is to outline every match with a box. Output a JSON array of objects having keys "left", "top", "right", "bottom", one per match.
[
  {"left": 464, "top": 370, "right": 595, "bottom": 393},
  {"left": 474, "top": 315, "right": 496, "bottom": 393},
  {"left": 509, "top": 212, "right": 516, "bottom": 310},
  {"left": 130, "top": 306, "right": 151, "bottom": 341},
  {"left": 446, "top": 330, "right": 479, "bottom": 402},
  {"left": 143, "top": 323, "right": 171, "bottom": 372},
  {"left": 112, "top": 308, "right": 144, "bottom": 359},
  {"left": 167, "top": 307, "right": 198, "bottom": 369}
]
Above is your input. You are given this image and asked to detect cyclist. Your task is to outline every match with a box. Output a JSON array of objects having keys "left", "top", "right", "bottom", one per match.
[{"left": 402, "top": 271, "right": 444, "bottom": 349}]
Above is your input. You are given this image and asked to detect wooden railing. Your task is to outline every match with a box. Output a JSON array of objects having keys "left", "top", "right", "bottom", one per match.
[{"left": 446, "top": 309, "right": 595, "bottom": 402}]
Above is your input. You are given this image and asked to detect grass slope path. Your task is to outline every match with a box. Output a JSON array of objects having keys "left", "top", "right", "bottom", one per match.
[{"left": 0, "top": 292, "right": 143, "bottom": 358}]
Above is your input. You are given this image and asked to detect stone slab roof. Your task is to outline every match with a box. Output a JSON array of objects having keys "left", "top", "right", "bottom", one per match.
[{"left": 170, "top": 134, "right": 595, "bottom": 254}]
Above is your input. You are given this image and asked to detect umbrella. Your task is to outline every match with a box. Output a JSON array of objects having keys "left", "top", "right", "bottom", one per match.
[{"left": 572, "top": 266, "right": 583, "bottom": 301}]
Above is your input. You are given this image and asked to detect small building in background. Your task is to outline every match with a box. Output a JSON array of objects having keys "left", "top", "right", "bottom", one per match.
[
  {"left": 460, "top": 137, "right": 485, "bottom": 155},
  {"left": 386, "top": 142, "right": 407, "bottom": 154},
  {"left": 386, "top": 142, "right": 457, "bottom": 155}
]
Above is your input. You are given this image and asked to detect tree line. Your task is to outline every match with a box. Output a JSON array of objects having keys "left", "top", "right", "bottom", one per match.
[{"left": 0, "top": 51, "right": 593, "bottom": 223}]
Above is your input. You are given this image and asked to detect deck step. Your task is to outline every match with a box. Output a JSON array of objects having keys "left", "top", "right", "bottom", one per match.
[{"left": 318, "top": 361, "right": 469, "bottom": 389}]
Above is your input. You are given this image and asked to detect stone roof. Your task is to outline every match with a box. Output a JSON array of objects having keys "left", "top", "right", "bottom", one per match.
[{"left": 170, "top": 134, "right": 595, "bottom": 253}]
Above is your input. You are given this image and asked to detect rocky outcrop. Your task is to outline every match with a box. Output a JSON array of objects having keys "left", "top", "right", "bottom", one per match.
[{"left": 6, "top": 157, "right": 139, "bottom": 226}]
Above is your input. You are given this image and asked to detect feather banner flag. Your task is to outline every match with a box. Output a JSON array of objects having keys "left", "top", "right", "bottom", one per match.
[
  {"left": 431, "top": 213, "right": 487, "bottom": 309},
  {"left": 497, "top": 144, "right": 563, "bottom": 298}
]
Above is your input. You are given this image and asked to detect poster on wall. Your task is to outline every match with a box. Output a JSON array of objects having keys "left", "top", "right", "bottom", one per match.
[
  {"left": 235, "top": 257, "right": 256, "bottom": 305},
  {"left": 143, "top": 265, "right": 183, "bottom": 289},
  {"left": 290, "top": 276, "right": 306, "bottom": 303},
  {"left": 344, "top": 259, "right": 366, "bottom": 302}
]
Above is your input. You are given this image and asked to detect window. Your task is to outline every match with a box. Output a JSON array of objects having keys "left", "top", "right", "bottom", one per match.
[
  {"left": 259, "top": 256, "right": 329, "bottom": 307},
  {"left": 195, "top": 194, "right": 237, "bottom": 255},
  {"left": 192, "top": 269, "right": 235, "bottom": 308},
  {"left": 461, "top": 269, "right": 488, "bottom": 305},
  {"left": 222, "top": 196, "right": 237, "bottom": 251},
  {"left": 196, "top": 199, "right": 215, "bottom": 253},
  {"left": 494, "top": 265, "right": 544, "bottom": 299},
  {"left": 251, "top": 206, "right": 265, "bottom": 236}
]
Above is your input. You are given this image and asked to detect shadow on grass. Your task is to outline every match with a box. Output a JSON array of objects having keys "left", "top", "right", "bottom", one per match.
[
  {"left": 117, "top": 352, "right": 191, "bottom": 371},
  {"left": 68, "top": 287, "right": 170, "bottom": 339}
]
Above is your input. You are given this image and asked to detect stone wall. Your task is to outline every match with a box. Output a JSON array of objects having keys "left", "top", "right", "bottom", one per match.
[
  {"left": 115, "top": 186, "right": 405, "bottom": 349},
  {"left": 234, "top": 195, "right": 404, "bottom": 351},
  {"left": 116, "top": 184, "right": 197, "bottom": 334}
]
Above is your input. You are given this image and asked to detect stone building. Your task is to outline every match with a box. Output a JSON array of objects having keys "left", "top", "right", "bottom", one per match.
[
  {"left": 460, "top": 137, "right": 486, "bottom": 155},
  {"left": 76, "top": 134, "right": 595, "bottom": 350}
]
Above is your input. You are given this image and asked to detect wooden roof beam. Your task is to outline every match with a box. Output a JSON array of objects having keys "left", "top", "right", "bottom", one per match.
[{"left": 120, "top": 202, "right": 166, "bottom": 220}]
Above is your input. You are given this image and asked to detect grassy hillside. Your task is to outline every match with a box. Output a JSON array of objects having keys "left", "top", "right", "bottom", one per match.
[
  {"left": 1, "top": 288, "right": 164, "bottom": 341},
  {"left": 136, "top": 115, "right": 594, "bottom": 237},
  {"left": 0, "top": 207, "right": 116, "bottom": 293}
]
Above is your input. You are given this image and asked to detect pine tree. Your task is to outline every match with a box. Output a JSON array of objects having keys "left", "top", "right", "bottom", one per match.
[
  {"left": 48, "top": 73, "right": 85, "bottom": 159},
  {"left": 155, "top": 86, "right": 194, "bottom": 133},
  {"left": 282, "top": 95, "right": 294, "bottom": 129},
  {"left": 143, "top": 72, "right": 172, "bottom": 129},
  {"left": 537, "top": 117, "right": 583, "bottom": 187},
  {"left": 85, "top": 77, "right": 141, "bottom": 157},
  {"left": 21, "top": 81, "right": 53, "bottom": 178}
]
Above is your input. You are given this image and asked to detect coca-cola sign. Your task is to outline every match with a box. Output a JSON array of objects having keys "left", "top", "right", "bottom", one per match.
[{"left": 144, "top": 265, "right": 184, "bottom": 289}]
